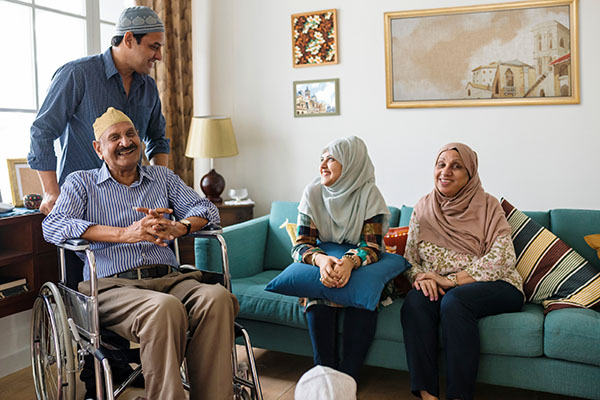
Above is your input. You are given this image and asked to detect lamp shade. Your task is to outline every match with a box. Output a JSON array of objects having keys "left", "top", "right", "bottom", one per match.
[{"left": 185, "top": 116, "right": 239, "bottom": 159}]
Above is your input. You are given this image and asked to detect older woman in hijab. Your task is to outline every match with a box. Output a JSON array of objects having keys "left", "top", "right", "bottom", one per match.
[
  {"left": 292, "top": 136, "right": 390, "bottom": 381},
  {"left": 401, "top": 143, "right": 524, "bottom": 400}
]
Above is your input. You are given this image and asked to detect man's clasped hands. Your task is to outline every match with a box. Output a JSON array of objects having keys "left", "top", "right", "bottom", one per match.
[{"left": 125, "top": 207, "right": 185, "bottom": 247}]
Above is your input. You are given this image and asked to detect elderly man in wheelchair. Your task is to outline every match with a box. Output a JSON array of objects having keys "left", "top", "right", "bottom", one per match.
[{"left": 39, "top": 107, "right": 240, "bottom": 400}]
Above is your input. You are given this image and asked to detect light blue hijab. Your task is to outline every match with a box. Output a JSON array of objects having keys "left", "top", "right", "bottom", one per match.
[{"left": 298, "top": 136, "right": 390, "bottom": 244}]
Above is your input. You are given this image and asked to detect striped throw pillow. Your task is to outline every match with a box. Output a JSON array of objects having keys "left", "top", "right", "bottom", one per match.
[{"left": 501, "top": 199, "right": 600, "bottom": 313}]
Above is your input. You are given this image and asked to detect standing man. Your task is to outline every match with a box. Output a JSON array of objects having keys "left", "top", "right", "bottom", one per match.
[{"left": 28, "top": 6, "right": 170, "bottom": 215}]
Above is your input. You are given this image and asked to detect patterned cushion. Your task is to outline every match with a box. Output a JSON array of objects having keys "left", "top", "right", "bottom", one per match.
[
  {"left": 383, "top": 226, "right": 409, "bottom": 255},
  {"left": 585, "top": 234, "right": 600, "bottom": 261},
  {"left": 501, "top": 199, "right": 600, "bottom": 313}
]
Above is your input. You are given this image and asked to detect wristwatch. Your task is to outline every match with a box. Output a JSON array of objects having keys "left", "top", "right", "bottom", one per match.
[
  {"left": 179, "top": 219, "right": 192, "bottom": 235},
  {"left": 447, "top": 273, "right": 459, "bottom": 287}
]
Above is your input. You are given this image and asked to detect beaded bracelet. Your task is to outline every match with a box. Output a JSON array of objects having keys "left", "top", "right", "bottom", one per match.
[{"left": 342, "top": 254, "right": 360, "bottom": 269}]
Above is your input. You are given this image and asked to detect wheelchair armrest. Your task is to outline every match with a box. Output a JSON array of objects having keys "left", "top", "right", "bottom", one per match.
[
  {"left": 57, "top": 238, "right": 90, "bottom": 251},
  {"left": 190, "top": 222, "right": 223, "bottom": 237}
]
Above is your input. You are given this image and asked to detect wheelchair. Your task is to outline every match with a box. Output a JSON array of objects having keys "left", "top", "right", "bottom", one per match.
[{"left": 30, "top": 224, "right": 263, "bottom": 400}]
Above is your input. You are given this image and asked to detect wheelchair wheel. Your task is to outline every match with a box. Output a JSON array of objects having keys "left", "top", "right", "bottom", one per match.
[
  {"left": 31, "top": 283, "right": 76, "bottom": 400},
  {"left": 233, "top": 386, "right": 252, "bottom": 400}
]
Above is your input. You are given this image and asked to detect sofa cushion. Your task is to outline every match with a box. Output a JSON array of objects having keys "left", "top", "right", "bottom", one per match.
[
  {"left": 375, "top": 300, "right": 544, "bottom": 357},
  {"left": 551, "top": 209, "right": 600, "bottom": 270},
  {"left": 501, "top": 199, "right": 600, "bottom": 313},
  {"left": 478, "top": 303, "right": 544, "bottom": 357},
  {"left": 544, "top": 308, "right": 600, "bottom": 366},
  {"left": 399, "top": 206, "right": 413, "bottom": 226},
  {"left": 585, "top": 234, "right": 600, "bottom": 262},
  {"left": 384, "top": 226, "right": 409, "bottom": 255},
  {"left": 232, "top": 270, "right": 307, "bottom": 329},
  {"left": 265, "top": 243, "right": 411, "bottom": 311}
]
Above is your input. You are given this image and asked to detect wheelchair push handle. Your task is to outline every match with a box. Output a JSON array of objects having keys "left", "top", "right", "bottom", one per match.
[
  {"left": 191, "top": 222, "right": 223, "bottom": 237},
  {"left": 57, "top": 238, "right": 90, "bottom": 251}
]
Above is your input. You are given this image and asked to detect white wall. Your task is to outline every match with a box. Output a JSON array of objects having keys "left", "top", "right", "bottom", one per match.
[
  {"left": 0, "top": 310, "right": 32, "bottom": 377},
  {"left": 193, "top": 0, "right": 600, "bottom": 218}
]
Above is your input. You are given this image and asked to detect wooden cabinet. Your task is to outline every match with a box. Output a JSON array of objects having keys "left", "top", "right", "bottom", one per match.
[
  {"left": 178, "top": 203, "right": 254, "bottom": 265},
  {"left": 0, "top": 213, "right": 58, "bottom": 318},
  {"left": 215, "top": 203, "right": 254, "bottom": 227}
]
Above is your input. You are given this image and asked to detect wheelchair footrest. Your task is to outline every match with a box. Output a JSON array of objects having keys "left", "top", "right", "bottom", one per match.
[{"left": 95, "top": 347, "right": 141, "bottom": 364}]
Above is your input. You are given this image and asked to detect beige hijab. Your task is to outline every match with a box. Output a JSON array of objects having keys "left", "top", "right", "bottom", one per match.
[{"left": 414, "top": 143, "right": 511, "bottom": 258}]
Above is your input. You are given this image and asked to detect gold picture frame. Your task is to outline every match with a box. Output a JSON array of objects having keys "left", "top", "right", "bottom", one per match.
[
  {"left": 292, "top": 9, "right": 338, "bottom": 67},
  {"left": 7, "top": 158, "right": 43, "bottom": 207},
  {"left": 384, "top": 0, "right": 579, "bottom": 108}
]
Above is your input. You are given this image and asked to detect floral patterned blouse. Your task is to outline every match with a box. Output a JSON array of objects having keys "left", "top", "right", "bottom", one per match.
[{"left": 403, "top": 211, "right": 523, "bottom": 295}]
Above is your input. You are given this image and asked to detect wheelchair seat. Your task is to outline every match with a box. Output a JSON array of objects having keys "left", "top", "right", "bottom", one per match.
[{"left": 31, "top": 227, "right": 263, "bottom": 400}]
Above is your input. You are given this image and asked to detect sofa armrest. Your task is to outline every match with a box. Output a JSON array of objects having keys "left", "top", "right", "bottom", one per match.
[{"left": 194, "top": 215, "right": 269, "bottom": 279}]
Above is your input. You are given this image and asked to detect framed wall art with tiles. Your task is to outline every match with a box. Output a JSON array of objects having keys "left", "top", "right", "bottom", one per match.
[{"left": 292, "top": 9, "right": 338, "bottom": 67}]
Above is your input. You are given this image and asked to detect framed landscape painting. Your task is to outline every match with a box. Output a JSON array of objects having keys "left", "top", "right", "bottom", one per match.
[
  {"left": 292, "top": 9, "right": 338, "bottom": 67},
  {"left": 384, "top": 0, "right": 579, "bottom": 108},
  {"left": 293, "top": 78, "right": 339, "bottom": 117}
]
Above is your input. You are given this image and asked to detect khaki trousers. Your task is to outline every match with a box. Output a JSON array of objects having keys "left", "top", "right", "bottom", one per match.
[{"left": 80, "top": 271, "right": 239, "bottom": 400}]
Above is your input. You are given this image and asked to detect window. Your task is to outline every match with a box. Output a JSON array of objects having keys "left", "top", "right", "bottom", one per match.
[
  {"left": 0, "top": 0, "right": 133, "bottom": 203},
  {"left": 505, "top": 68, "right": 514, "bottom": 87},
  {"left": 559, "top": 64, "right": 569, "bottom": 77}
]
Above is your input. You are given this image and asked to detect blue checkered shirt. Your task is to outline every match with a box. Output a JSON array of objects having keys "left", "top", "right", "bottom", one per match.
[
  {"left": 28, "top": 48, "right": 169, "bottom": 185},
  {"left": 42, "top": 164, "right": 219, "bottom": 280}
]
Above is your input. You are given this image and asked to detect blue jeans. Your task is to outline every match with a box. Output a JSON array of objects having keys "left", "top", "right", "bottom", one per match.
[
  {"left": 401, "top": 280, "right": 524, "bottom": 400},
  {"left": 306, "top": 305, "right": 378, "bottom": 381}
]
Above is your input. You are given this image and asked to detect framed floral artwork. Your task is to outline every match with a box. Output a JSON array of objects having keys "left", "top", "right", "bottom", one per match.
[
  {"left": 291, "top": 9, "right": 338, "bottom": 67},
  {"left": 384, "top": 0, "right": 579, "bottom": 108},
  {"left": 293, "top": 78, "right": 339, "bottom": 117}
]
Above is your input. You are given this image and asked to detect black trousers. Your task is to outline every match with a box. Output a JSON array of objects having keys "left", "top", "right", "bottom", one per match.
[
  {"left": 400, "top": 281, "right": 523, "bottom": 399},
  {"left": 306, "top": 304, "right": 378, "bottom": 381}
]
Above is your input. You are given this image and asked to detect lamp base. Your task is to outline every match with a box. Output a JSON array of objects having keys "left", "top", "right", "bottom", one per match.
[{"left": 200, "top": 169, "right": 225, "bottom": 203}]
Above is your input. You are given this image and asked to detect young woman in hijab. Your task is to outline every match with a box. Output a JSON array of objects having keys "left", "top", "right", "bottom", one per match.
[
  {"left": 401, "top": 143, "right": 524, "bottom": 400},
  {"left": 292, "top": 136, "right": 390, "bottom": 381}
]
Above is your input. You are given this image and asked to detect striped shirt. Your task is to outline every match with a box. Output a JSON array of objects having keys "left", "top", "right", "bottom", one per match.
[
  {"left": 28, "top": 48, "right": 169, "bottom": 185},
  {"left": 42, "top": 164, "right": 219, "bottom": 280}
]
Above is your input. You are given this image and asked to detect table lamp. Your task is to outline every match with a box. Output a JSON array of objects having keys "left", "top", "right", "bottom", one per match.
[{"left": 185, "top": 116, "right": 239, "bottom": 203}]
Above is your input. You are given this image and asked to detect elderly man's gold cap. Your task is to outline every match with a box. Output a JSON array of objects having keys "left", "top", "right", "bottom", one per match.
[{"left": 93, "top": 107, "right": 134, "bottom": 140}]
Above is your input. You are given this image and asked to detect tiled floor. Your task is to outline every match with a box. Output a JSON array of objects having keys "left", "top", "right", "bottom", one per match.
[
  {"left": 1, "top": 346, "right": 584, "bottom": 399},
  {"left": 247, "top": 348, "right": 582, "bottom": 400}
]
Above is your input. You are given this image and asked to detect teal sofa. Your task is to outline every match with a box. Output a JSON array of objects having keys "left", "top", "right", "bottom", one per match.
[{"left": 196, "top": 201, "right": 600, "bottom": 399}]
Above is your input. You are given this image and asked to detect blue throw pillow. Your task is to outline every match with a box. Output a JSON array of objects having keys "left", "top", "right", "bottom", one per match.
[{"left": 264, "top": 242, "right": 411, "bottom": 310}]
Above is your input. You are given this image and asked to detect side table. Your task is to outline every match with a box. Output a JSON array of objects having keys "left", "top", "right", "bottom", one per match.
[
  {"left": 178, "top": 202, "right": 254, "bottom": 265},
  {"left": 216, "top": 203, "right": 254, "bottom": 227}
]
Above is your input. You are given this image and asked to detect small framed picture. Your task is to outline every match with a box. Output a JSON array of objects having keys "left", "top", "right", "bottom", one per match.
[
  {"left": 293, "top": 78, "right": 339, "bottom": 117},
  {"left": 291, "top": 9, "right": 338, "bottom": 67},
  {"left": 7, "top": 158, "right": 43, "bottom": 207}
]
